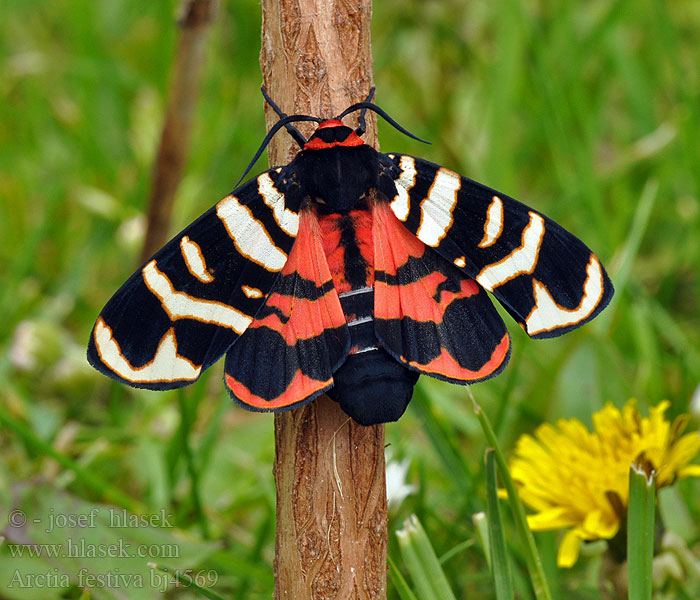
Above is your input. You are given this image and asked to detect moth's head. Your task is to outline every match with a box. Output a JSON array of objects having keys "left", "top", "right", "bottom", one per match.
[
  {"left": 260, "top": 86, "right": 427, "bottom": 152},
  {"left": 303, "top": 119, "right": 365, "bottom": 151},
  {"left": 233, "top": 88, "right": 429, "bottom": 188}
]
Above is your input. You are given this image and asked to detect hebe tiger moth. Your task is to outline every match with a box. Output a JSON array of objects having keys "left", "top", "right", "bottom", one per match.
[{"left": 88, "top": 89, "right": 613, "bottom": 426}]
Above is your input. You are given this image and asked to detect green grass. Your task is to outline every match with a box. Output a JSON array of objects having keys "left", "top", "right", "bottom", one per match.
[
  {"left": 1, "top": 0, "right": 700, "bottom": 598},
  {"left": 628, "top": 463, "right": 656, "bottom": 600}
]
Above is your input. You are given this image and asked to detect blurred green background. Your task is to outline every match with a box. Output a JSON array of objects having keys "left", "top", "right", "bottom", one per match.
[{"left": 1, "top": 0, "right": 699, "bottom": 598}]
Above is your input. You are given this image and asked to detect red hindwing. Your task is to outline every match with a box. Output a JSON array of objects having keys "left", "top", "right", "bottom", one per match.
[
  {"left": 223, "top": 209, "right": 350, "bottom": 411},
  {"left": 372, "top": 200, "right": 510, "bottom": 383}
]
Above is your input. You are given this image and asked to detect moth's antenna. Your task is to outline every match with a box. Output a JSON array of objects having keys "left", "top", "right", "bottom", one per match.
[
  {"left": 261, "top": 87, "right": 307, "bottom": 148},
  {"left": 337, "top": 101, "right": 430, "bottom": 145},
  {"left": 234, "top": 114, "right": 323, "bottom": 188},
  {"left": 354, "top": 87, "right": 376, "bottom": 136}
]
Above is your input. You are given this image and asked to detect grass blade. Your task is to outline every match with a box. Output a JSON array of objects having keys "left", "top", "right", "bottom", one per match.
[
  {"left": 594, "top": 178, "right": 658, "bottom": 335},
  {"left": 396, "top": 514, "right": 457, "bottom": 600},
  {"left": 485, "top": 448, "right": 515, "bottom": 600},
  {"left": 439, "top": 538, "right": 476, "bottom": 565},
  {"left": 412, "top": 386, "right": 475, "bottom": 496},
  {"left": 628, "top": 462, "right": 656, "bottom": 600},
  {"left": 473, "top": 512, "right": 491, "bottom": 569},
  {"left": 468, "top": 388, "right": 552, "bottom": 600},
  {"left": 388, "top": 551, "right": 419, "bottom": 600},
  {"left": 176, "top": 388, "right": 209, "bottom": 538}
]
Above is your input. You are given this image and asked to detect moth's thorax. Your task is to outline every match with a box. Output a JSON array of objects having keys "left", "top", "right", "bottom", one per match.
[{"left": 294, "top": 143, "right": 381, "bottom": 212}]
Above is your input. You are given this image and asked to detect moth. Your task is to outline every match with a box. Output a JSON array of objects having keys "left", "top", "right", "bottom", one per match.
[{"left": 88, "top": 89, "right": 614, "bottom": 426}]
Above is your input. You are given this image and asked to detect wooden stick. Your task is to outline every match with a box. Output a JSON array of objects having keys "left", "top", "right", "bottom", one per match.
[
  {"left": 140, "top": 0, "right": 217, "bottom": 262},
  {"left": 273, "top": 397, "right": 387, "bottom": 598},
  {"left": 260, "top": 1, "right": 388, "bottom": 598}
]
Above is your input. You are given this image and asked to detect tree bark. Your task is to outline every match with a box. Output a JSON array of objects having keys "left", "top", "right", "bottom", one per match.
[{"left": 260, "top": 1, "right": 387, "bottom": 598}]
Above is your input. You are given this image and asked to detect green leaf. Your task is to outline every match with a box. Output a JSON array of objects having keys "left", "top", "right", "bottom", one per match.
[
  {"left": 470, "top": 388, "right": 552, "bottom": 600},
  {"left": 388, "top": 552, "right": 419, "bottom": 600},
  {"left": 472, "top": 512, "right": 491, "bottom": 569},
  {"left": 485, "top": 448, "right": 515, "bottom": 600},
  {"left": 411, "top": 387, "right": 475, "bottom": 497},
  {"left": 628, "top": 462, "right": 656, "bottom": 600},
  {"left": 396, "top": 514, "right": 457, "bottom": 600}
]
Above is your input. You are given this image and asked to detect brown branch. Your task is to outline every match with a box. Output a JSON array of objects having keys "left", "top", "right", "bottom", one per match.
[
  {"left": 273, "top": 397, "right": 387, "bottom": 599},
  {"left": 261, "top": 1, "right": 387, "bottom": 598},
  {"left": 140, "top": 0, "right": 217, "bottom": 262}
]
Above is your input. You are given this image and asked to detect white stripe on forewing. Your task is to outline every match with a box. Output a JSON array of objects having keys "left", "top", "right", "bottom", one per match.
[
  {"left": 416, "top": 168, "right": 461, "bottom": 247},
  {"left": 216, "top": 194, "right": 288, "bottom": 272},
  {"left": 479, "top": 196, "right": 504, "bottom": 248},
  {"left": 242, "top": 285, "right": 264, "bottom": 299},
  {"left": 476, "top": 212, "right": 545, "bottom": 291},
  {"left": 257, "top": 172, "right": 299, "bottom": 237},
  {"left": 142, "top": 261, "right": 252, "bottom": 334},
  {"left": 525, "top": 255, "right": 605, "bottom": 335},
  {"left": 390, "top": 155, "right": 417, "bottom": 221},
  {"left": 93, "top": 318, "right": 201, "bottom": 383},
  {"left": 180, "top": 236, "right": 214, "bottom": 283}
]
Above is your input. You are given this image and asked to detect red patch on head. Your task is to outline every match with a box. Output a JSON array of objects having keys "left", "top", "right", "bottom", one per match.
[
  {"left": 317, "top": 119, "right": 344, "bottom": 129},
  {"left": 303, "top": 137, "right": 334, "bottom": 150},
  {"left": 304, "top": 122, "right": 366, "bottom": 150},
  {"left": 341, "top": 131, "right": 365, "bottom": 147}
]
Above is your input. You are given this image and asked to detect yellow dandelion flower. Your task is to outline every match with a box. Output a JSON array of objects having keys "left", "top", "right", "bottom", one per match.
[{"left": 508, "top": 400, "right": 700, "bottom": 568}]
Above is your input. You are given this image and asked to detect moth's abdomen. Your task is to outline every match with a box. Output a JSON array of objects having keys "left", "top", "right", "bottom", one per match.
[
  {"left": 317, "top": 205, "right": 377, "bottom": 357},
  {"left": 317, "top": 204, "right": 418, "bottom": 424},
  {"left": 326, "top": 348, "right": 419, "bottom": 426}
]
